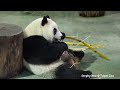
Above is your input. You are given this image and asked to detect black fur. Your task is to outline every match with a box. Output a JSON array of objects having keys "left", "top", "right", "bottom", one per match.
[
  {"left": 23, "top": 35, "right": 68, "bottom": 65},
  {"left": 53, "top": 28, "right": 57, "bottom": 35},
  {"left": 41, "top": 16, "right": 48, "bottom": 26},
  {"left": 61, "top": 32, "right": 66, "bottom": 40},
  {"left": 55, "top": 63, "right": 92, "bottom": 79},
  {"left": 46, "top": 15, "right": 50, "bottom": 18},
  {"left": 68, "top": 49, "right": 85, "bottom": 60}
]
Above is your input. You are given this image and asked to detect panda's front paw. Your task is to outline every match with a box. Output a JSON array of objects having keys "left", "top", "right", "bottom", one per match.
[
  {"left": 60, "top": 42, "right": 68, "bottom": 51},
  {"left": 75, "top": 51, "right": 84, "bottom": 59},
  {"left": 68, "top": 50, "right": 85, "bottom": 61}
]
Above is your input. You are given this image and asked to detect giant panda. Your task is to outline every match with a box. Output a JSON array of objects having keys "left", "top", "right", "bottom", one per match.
[{"left": 23, "top": 15, "right": 92, "bottom": 79}]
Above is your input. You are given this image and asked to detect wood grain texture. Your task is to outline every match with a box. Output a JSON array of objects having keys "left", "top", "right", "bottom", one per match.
[{"left": 0, "top": 23, "right": 23, "bottom": 79}]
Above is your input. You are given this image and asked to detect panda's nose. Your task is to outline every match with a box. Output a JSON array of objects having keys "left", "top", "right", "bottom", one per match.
[{"left": 61, "top": 32, "right": 66, "bottom": 40}]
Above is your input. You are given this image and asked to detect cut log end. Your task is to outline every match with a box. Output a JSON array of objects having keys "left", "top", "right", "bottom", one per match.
[{"left": 0, "top": 23, "right": 23, "bottom": 36}]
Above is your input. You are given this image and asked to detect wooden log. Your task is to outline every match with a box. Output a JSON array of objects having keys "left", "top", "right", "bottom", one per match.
[
  {"left": 79, "top": 11, "right": 105, "bottom": 17},
  {"left": 0, "top": 23, "right": 23, "bottom": 79}
]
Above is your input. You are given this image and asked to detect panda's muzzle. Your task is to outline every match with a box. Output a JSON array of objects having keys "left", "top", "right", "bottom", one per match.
[{"left": 53, "top": 32, "right": 66, "bottom": 42}]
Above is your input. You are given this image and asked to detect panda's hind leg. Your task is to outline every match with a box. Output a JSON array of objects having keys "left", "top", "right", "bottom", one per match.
[
  {"left": 55, "top": 49, "right": 92, "bottom": 79},
  {"left": 55, "top": 63, "right": 92, "bottom": 79}
]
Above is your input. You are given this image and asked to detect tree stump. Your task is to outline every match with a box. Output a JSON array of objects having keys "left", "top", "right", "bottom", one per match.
[
  {"left": 0, "top": 23, "right": 23, "bottom": 79},
  {"left": 79, "top": 11, "right": 105, "bottom": 17}
]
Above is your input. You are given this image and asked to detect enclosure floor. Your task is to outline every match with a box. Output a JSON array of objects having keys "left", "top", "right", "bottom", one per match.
[{"left": 0, "top": 11, "right": 120, "bottom": 79}]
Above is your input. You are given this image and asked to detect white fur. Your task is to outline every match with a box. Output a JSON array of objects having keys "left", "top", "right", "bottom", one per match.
[
  {"left": 54, "top": 30, "right": 62, "bottom": 40},
  {"left": 23, "top": 59, "right": 63, "bottom": 75},
  {"left": 24, "top": 17, "right": 62, "bottom": 42}
]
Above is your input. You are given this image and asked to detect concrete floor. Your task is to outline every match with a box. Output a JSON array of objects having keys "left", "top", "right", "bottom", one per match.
[{"left": 0, "top": 11, "right": 120, "bottom": 79}]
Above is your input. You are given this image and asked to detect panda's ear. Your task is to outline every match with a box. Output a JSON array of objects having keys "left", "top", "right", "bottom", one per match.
[
  {"left": 41, "top": 16, "right": 48, "bottom": 26},
  {"left": 46, "top": 15, "right": 50, "bottom": 18}
]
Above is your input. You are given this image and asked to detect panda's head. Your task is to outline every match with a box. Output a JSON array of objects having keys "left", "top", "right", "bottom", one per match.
[
  {"left": 41, "top": 15, "right": 65, "bottom": 42},
  {"left": 24, "top": 15, "right": 65, "bottom": 42}
]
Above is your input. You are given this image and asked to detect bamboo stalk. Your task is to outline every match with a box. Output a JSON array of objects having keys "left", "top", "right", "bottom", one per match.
[
  {"left": 70, "top": 45, "right": 104, "bottom": 51},
  {"left": 65, "top": 42, "right": 104, "bottom": 48},
  {"left": 66, "top": 36, "right": 110, "bottom": 60}
]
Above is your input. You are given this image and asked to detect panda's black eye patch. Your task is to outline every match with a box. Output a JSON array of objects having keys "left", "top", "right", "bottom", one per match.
[{"left": 53, "top": 28, "right": 57, "bottom": 35}]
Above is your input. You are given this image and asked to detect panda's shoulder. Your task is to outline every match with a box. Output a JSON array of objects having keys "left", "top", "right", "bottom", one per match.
[{"left": 23, "top": 35, "right": 49, "bottom": 46}]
